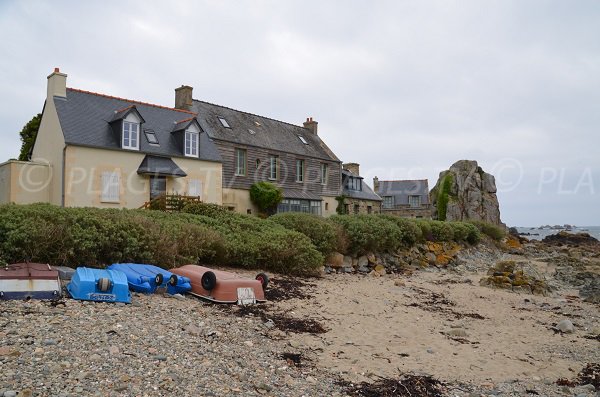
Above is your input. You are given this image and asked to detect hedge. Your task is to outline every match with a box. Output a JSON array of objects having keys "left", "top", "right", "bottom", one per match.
[{"left": 270, "top": 212, "right": 343, "bottom": 257}]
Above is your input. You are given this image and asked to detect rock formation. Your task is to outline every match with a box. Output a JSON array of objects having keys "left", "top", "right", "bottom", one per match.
[{"left": 430, "top": 160, "right": 504, "bottom": 226}]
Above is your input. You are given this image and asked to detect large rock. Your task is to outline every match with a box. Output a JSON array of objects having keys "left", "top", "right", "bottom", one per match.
[{"left": 430, "top": 160, "right": 504, "bottom": 226}]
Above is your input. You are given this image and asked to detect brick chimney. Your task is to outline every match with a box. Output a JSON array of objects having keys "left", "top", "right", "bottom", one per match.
[
  {"left": 303, "top": 117, "right": 318, "bottom": 135},
  {"left": 175, "top": 85, "right": 193, "bottom": 110},
  {"left": 47, "top": 67, "right": 67, "bottom": 99},
  {"left": 343, "top": 163, "right": 360, "bottom": 176},
  {"left": 373, "top": 176, "right": 379, "bottom": 193}
]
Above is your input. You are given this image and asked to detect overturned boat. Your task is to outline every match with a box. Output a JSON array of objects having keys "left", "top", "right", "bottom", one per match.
[
  {"left": 171, "top": 265, "right": 268, "bottom": 304},
  {"left": 67, "top": 267, "right": 131, "bottom": 303},
  {"left": 107, "top": 263, "right": 191, "bottom": 295},
  {"left": 0, "top": 262, "right": 61, "bottom": 300}
]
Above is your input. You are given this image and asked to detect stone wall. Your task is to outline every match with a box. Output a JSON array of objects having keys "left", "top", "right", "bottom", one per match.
[
  {"left": 343, "top": 198, "right": 382, "bottom": 215},
  {"left": 382, "top": 205, "right": 431, "bottom": 219}
]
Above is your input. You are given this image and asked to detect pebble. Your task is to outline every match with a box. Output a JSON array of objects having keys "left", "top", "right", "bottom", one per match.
[
  {"left": 556, "top": 319, "right": 575, "bottom": 333},
  {"left": 4, "top": 392, "right": 16, "bottom": 397},
  {"left": 43, "top": 339, "right": 57, "bottom": 346}
]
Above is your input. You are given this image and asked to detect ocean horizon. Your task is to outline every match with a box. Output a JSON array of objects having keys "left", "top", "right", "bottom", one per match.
[{"left": 515, "top": 225, "right": 600, "bottom": 241}]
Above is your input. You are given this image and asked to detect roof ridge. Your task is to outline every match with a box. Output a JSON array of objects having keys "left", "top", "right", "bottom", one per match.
[
  {"left": 175, "top": 116, "right": 195, "bottom": 124},
  {"left": 381, "top": 179, "right": 428, "bottom": 183},
  {"left": 192, "top": 99, "right": 310, "bottom": 132},
  {"left": 67, "top": 88, "right": 197, "bottom": 115}
]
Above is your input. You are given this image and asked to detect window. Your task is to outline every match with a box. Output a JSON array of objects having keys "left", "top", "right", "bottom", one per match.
[
  {"left": 346, "top": 176, "right": 362, "bottom": 191},
  {"left": 101, "top": 171, "right": 120, "bottom": 203},
  {"left": 325, "top": 202, "right": 329, "bottom": 211},
  {"left": 248, "top": 129, "right": 256, "bottom": 135},
  {"left": 144, "top": 129, "right": 159, "bottom": 145},
  {"left": 235, "top": 149, "right": 246, "bottom": 176},
  {"left": 269, "top": 155, "right": 278, "bottom": 180},
  {"left": 218, "top": 117, "right": 231, "bottom": 128},
  {"left": 354, "top": 204, "right": 360, "bottom": 214},
  {"left": 255, "top": 159, "right": 261, "bottom": 169},
  {"left": 344, "top": 204, "right": 349, "bottom": 214},
  {"left": 185, "top": 130, "right": 199, "bottom": 157},
  {"left": 367, "top": 206, "right": 372, "bottom": 214},
  {"left": 320, "top": 163, "right": 328, "bottom": 185},
  {"left": 295, "top": 159, "right": 304, "bottom": 182},
  {"left": 409, "top": 195, "right": 421, "bottom": 208},
  {"left": 188, "top": 179, "right": 202, "bottom": 197},
  {"left": 298, "top": 135, "right": 308, "bottom": 145},
  {"left": 122, "top": 121, "right": 139, "bottom": 150},
  {"left": 277, "top": 199, "right": 321, "bottom": 216},
  {"left": 382, "top": 196, "right": 394, "bottom": 209}
]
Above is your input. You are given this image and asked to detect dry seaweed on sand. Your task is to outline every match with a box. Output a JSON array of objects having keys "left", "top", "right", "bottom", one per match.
[
  {"left": 264, "top": 277, "right": 316, "bottom": 301},
  {"left": 556, "top": 363, "right": 599, "bottom": 390},
  {"left": 340, "top": 374, "right": 446, "bottom": 397},
  {"left": 231, "top": 303, "right": 327, "bottom": 334}
]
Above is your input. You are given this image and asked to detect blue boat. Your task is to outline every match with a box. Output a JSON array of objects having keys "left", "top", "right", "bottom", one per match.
[
  {"left": 67, "top": 267, "right": 131, "bottom": 303},
  {"left": 107, "top": 263, "right": 191, "bottom": 295}
]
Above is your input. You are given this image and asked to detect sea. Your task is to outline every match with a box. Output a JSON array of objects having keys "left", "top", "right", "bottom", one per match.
[{"left": 515, "top": 226, "right": 600, "bottom": 241}]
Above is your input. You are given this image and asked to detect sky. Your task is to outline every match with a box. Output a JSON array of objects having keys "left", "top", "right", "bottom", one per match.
[{"left": 0, "top": 0, "right": 598, "bottom": 226}]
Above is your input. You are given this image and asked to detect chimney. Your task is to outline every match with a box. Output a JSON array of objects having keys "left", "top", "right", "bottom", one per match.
[
  {"left": 303, "top": 117, "right": 318, "bottom": 135},
  {"left": 373, "top": 176, "right": 379, "bottom": 193},
  {"left": 175, "top": 85, "right": 193, "bottom": 110},
  {"left": 47, "top": 67, "right": 67, "bottom": 99},
  {"left": 343, "top": 162, "right": 360, "bottom": 176}
]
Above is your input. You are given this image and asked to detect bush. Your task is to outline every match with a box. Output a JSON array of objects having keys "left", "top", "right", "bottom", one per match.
[
  {"left": 183, "top": 202, "right": 231, "bottom": 218},
  {"left": 376, "top": 215, "right": 422, "bottom": 247},
  {"left": 0, "top": 203, "right": 323, "bottom": 275},
  {"left": 449, "top": 222, "right": 481, "bottom": 244},
  {"left": 271, "top": 212, "right": 339, "bottom": 257},
  {"left": 249, "top": 181, "right": 283, "bottom": 216},
  {"left": 437, "top": 173, "right": 453, "bottom": 221},
  {"left": 468, "top": 220, "right": 506, "bottom": 241},
  {"left": 429, "top": 220, "right": 454, "bottom": 241},
  {"left": 329, "top": 214, "right": 403, "bottom": 255}
]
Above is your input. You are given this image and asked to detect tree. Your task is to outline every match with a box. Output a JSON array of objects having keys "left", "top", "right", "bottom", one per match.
[
  {"left": 18, "top": 113, "right": 42, "bottom": 161},
  {"left": 249, "top": 181, "right": 283, "bottom": 216}
]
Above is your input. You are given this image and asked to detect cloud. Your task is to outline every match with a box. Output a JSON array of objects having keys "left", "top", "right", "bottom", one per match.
[{"left": 0, "top": 0, "right": 598, "bottom": 225}]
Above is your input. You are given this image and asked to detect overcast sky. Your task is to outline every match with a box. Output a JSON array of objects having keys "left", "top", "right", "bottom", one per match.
[{"left": 0, "top": 1, "right": 598, "bottom": 226}]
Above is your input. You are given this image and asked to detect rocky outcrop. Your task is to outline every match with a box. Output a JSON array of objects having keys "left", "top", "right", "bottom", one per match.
[{"left": 430, "top": 160, "right": 504, "bottom": 226}]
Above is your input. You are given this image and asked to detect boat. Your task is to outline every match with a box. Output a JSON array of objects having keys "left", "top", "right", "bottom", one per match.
[
  {"left": 171, "top": 265, "right": 268, "bottom": 304},
  {"left": 0, "top": 262, "right": 61, "bottom": 300},
  {"left": 107, "top": 263, "right": 191, "bottom": 295},
  {"left": 67, "top": 267, "right": 131, "bottom": 303}
]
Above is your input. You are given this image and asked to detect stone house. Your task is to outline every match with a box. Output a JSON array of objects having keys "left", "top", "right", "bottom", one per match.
[
  {"left": 173, "top": 85, "right": 342, "bottom": 216},
  {"left": 0, "top": 69, "right": 223, "bottom": 208},
  {"left": 373, "top": 178, "right": 431, "bottom": 218},
  {"left": 340, "top": 163, "right": 381, "bottom": 214}
]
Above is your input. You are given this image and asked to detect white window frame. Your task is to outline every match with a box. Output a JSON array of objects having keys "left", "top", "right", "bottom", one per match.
[
  {"left": 321, "top": 163, "right": 328, "bottom": 185},
  {"left": 269, "top": 155, "right": 278, "bottom": 180},
  {"left": 296, "top": 159, "right": 304, "bottom": 183},
  {"left": 382, "top": 196, "right": 394, "bottom": 209},
  {"left": 184, "top": 130, "right": 199, "bottom": 157},
  {"left": 188, "top": 179, "right": 202, "bottom": 197},
  {"left": 122, "top": 121, "right": 139, "bottom": 150},
  {"left": 101, "top": 171, "right": 120, "bottom": 203},
  {"left": 235, "top": 148, "right": 246, "bottom": 176}
]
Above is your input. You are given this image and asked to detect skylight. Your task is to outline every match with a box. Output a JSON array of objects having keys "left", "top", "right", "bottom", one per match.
[
  {"left": 254, "top": 121, "right": 261, "bottom": 127},
  {"left": 248, "top": 129, "right": 256, "bottom": 135},
  {"left": 218, "top": 117, "right": 231, "bottom": 129},
  {"left": 298, "top": 135, "right": 308, "bottom": 145},
  {"left": 144, "top": 129, "right": 159, "bottom": 145}
]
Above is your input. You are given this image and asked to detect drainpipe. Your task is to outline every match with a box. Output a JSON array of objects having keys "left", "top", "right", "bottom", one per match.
[{"left": 61, "top": 146, "right": 66, "bottom": 207}]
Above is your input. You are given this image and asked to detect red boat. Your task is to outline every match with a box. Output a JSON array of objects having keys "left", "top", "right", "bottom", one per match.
[{"left": 170, "top": 265, "right": 268, "bottom": 304}]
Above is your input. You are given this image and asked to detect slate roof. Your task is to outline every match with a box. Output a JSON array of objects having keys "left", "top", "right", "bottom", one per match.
[
  {"left": 377, "top": 179, "right": 430, "bottom": 205},
  {"left": 137, "top": 155, "right": 187, "bottom": 177},
  {"left": 342, "top": 169, "right": 382, "bottom": 201},
  {"left": 53, "top": 89, "right": 222, "bottom": 162},
  {"left": 282, "top": 188, "right": 323, "bottom": 201},
  {"left": 189, "top": 100, "right": 340, "bottom": 163}
]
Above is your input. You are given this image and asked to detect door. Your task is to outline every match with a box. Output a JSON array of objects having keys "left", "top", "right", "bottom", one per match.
[{"left": 150, "top": 176, "right": 166, "bottom": 200}]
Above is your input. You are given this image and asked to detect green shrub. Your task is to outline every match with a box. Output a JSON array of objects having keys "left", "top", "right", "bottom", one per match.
[
  {"left": 429, "top": 220, "right": 454, "bottom": 241},
  {"left": 437, "top": 173, "right": 453, "bottom": 221},
  {"left": 183, "top": 202, "right": 231, "bottom": 218},
  {"left": 271, "top": 212, "right": 339, "bottom": 257},
  {"left": 249, "top": 181, "right": 283, "bottom": 216},
  {"left": 330, "top": 214, "right": 403, "bottom": 255},
  {"left": 468, "top": 220, "right": 506, "bottom": 241},
  {"left": 0, "top": 203, "right": 322, "bottom": 275},
  {"left": 376, "top": 215, "right": 422, "bottom": 247}
]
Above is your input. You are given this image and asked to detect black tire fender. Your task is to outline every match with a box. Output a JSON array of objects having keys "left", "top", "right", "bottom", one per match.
[
  {"left": 201, "top": 271, "right": 217, "bottom": 291},
  {"left": 255, "top": 273, "right": 269, "bottom": 290},
  {"left": 168, "top": 274, "right": 178, "bottom": 286},
  {"left": 155, "top": 273, "right": 164, "bottom": 286}
]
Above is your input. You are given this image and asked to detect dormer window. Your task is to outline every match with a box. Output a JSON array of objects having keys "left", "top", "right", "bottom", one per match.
[
  {"left": 122, "top": 121, "right": 139, "bottom": 150},
  {"left": 185, "top": 130, "right": 199, "bottom": 157},
  {"left": 144, "top": 129, "right": 159, "bottom": 145}
]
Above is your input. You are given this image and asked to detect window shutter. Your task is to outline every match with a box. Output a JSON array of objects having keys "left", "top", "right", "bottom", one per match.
[
  {"left": 188, "top": 179, "right": 202, "bottom": 197},
  {"left": 101, "top": 171, "right": 120, "bottom": 202}
]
